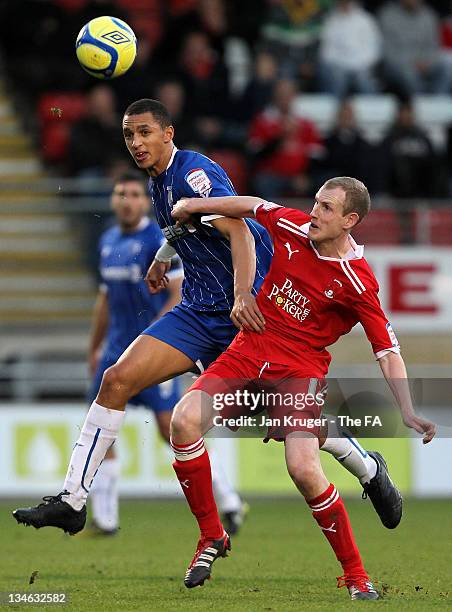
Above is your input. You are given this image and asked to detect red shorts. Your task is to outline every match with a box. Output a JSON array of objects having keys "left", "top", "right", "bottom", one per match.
[{"left": 189, "top": 348, "right": 327, "bottom": 441}]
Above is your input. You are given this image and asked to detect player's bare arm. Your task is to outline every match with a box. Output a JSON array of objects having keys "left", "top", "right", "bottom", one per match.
[
  {"left": 145, "top": 241, "right": 177, "bottom": 294},
  {"left": 155, "top": 274, "right": 183, "bottom": 319},
  {"left": 378, "top": 351, "right": 436, "bottom": 444},
  {"left": 88, "top": 288, "right": 109, "bottom": 376},
  {"left": 172, "top": 196, "right": 266, "bottom": 222},
  {"left": 210, "top": 216, "right": 265, "bottom": 333},
  {"left": 145, "top": 259, "right": 171, "bottom": 293}
]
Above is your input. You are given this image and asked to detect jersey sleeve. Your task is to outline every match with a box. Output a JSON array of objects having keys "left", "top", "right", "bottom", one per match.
[
  {"left": 181, "top": 156, "right": 236, "bottom": 225},
  {"left": 351, "top": 276, "right": 400, "bottom": 359},
  {"left": 254, "top": 201, "right": 311, "bottom": 239},
  {"left": 183, "top": 158, "right": 235, "bottom": 199}
]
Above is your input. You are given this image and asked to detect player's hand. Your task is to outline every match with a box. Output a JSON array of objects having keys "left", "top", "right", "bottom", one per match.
[
  {"left": 402, "top": 412, "right": 437, "bottom": 444},
  {"left": 230, "top": 292, "right": 266, "bottom": 333},
  {"left": 171, "top": 198, "right": 197, "bottom": 224},
  {"left": 145, "top": 259, "right": 171, "bottom": 294}
]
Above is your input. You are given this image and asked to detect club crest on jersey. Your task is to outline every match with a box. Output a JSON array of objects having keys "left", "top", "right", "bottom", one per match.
[
  {"left": 185, "top": 168, "right": 212, "bottom": 198},
  {"left": 267, "top": 277, "right": 311, "bottom": 322},
  {"left": 386, "top": 322, "right": 400, "bottom": 348},
  {"left": 324, "top": 278, "right": 343, "bottom": 299}
]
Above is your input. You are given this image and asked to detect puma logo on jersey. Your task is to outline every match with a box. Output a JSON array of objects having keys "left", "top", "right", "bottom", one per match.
[
  {"left": 321, "top": 522, "right": 336, "bottom": 533},
  {"left": 284, "top": 242, "right": 299, "bottom": 260}
]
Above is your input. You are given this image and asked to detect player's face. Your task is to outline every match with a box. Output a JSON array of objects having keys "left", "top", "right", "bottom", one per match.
[
  {"left": 122, "top": 112, "right": 174, "bottom": 177},
  {"left": 111, "top": 180, "right": 150, "bottom": 230},
  {"left": 308, "top": 186, "right": 357, "bottom": 242}
]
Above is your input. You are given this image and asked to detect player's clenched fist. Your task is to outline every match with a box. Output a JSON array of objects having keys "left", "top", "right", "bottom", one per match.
[
  {"left": 145, "top": 259, "right": 170, "bottom": 294},
  {"left": 171, "top": 198, "right": 198, "bottom": 224}
]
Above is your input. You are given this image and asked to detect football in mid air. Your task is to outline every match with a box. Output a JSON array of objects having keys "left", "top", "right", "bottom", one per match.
[{"left": 75, "top": 16, "right": 137, "bottom": 79}]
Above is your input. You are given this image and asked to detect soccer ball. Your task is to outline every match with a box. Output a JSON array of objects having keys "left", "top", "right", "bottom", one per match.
[{"left": 75, "top": 16, "right": 137, "bottom": 79}]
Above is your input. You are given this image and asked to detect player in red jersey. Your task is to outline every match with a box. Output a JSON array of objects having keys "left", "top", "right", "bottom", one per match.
[{"left": 168, "top": 177, "right": 437, "bottom": 600}]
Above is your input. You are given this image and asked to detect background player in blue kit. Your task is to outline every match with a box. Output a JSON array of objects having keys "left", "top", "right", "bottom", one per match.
[
  {"left": 14, "top": 99, "right": 400, "bottom": 537},
  {"left": 86, "top": 171, "right": 182, "bottom": 534},
  {"left": 88, "top": 171, "right": 246, "bottom": 535}
]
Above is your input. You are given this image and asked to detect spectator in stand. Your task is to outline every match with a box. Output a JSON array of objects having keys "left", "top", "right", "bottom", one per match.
[
  {"left": 67, "top": 84, "right": 126, "bottom": 177},
  {"left": 378, "top": 0, "right": 451, "bottom": 95},
  {"left": 318, "top": 1, "right": 382, "bottom": 96},
  {"left": 237, "top": 52, "right": 279, "bottom": 122},
  {"left": 153, "top": 80, "right": 198, "bottom": 149},
  {"left": 439, "top": 2, "right": 452, "bottom": 76},
  {"left": 260, "top": 0, "right": 334, "bottom": 90},
  {"left": 321, "top": 99, "right": 377, "bottom": 190},
  {"left": 155, "top": 0, "right": 228, "bottom": 72},
  {"left": 168, "top": 31, "right": 232, "bottom": 149},
  {"left": 174, "top": 31, "right": 230, "bottom": 119},
  {"left": 380, "top": 100, "right": 437, "bottom": 199},
  {"left": 248, "top": 78, "right": 323, "bottom": 200}
]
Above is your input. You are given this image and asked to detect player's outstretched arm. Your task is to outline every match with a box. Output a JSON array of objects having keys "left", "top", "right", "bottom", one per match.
[
  {"left": 171, "top": 196, "right": 265, "bottom": 223},
  {"left": 378, "top": 352, "right": 436, "bottom": 444},
  {"left": 211, "top": 216, "right": 265, "bottom": 333}
]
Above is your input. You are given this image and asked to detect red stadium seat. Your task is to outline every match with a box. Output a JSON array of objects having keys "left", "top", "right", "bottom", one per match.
[
  {"left": 38, "top": 92, "right": 87, "bottom": 162},
  {"left": 352, "top": 210, "right": 404, "bottom": 245},
  {"left": 56, "top": 0, "right": 88, "bottom": 10},
  {"left": 41, "top": 123, "right": 71, "bottom": 163},
  {"left": 423, "top": 209, "right": 452, "bottom": 246},
  {"left": 38, "top": 92, "right": 87, "bottom": 124},
  {"left": 207, "top": 150, "right": 249, "bottom": 194}
]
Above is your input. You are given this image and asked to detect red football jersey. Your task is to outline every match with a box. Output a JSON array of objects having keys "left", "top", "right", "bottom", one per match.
[{"left": 229, "top": 202, "right": 400, "bottom": 376}]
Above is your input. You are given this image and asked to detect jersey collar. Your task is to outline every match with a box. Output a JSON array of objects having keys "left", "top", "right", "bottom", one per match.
[
  {"left": 300, "top": 221, "right": 364, "bottom": 261},
  {"left": 166, "top": 145, "right": 178, "bottom": 171},
  {"left": 121, "top": 216, "right": 150, "bottom": 234}
]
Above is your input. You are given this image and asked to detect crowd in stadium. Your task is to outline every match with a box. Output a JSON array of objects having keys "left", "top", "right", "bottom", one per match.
[{"left": 1, "top": 0, "right": 452, "bottom": 200}]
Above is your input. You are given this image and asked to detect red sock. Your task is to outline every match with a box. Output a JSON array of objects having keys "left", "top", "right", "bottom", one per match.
[
  {"left": 308, "top": 483, "right": 367, "bottom": 578},
  {"left": 172, "top": 438, "right": 223, "bottom": 541}
]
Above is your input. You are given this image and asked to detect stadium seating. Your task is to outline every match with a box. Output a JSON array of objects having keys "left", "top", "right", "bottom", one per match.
[
  {"left": 38, "top": 92, "right": 86, "bottom": 162},
  {"left": 208, "top": 149, "right": 249, "bottom": 194},
  {"left": 416, "top": 208, "right": 452, "bottom": 246},
  {"left": 294, "top": 94, "right": 452, "bottom": 148},
  {"left": 352, "top": 209, "right": 404, "bottom": 245}
]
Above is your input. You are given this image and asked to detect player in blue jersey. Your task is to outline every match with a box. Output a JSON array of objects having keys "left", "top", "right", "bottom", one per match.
[
  {"left": 87, "top": 171, "right": 246, "bottom": 535},
  {"left": 86, "top": 171, "right": 182, "bottom": 534},
  {"left": 13, "top": 99, "right": 400, "bottom": 538}
]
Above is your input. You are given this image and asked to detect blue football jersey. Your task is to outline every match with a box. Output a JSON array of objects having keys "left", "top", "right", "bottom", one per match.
[
  {"left": 98, "top": 217, "right": 168, "bottom": 357},
  {"left": 149, "top": 148, "right": 273, "bottom": 312}
]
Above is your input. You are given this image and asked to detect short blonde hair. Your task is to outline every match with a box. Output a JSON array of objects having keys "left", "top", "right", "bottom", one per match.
[{"left": 324, "top": 176, "right": 371, "bottom": 224}]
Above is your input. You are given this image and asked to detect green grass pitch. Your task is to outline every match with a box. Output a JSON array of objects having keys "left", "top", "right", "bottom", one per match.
[{"left": 0, "top": 499, "right": 450, "bottom": 610}]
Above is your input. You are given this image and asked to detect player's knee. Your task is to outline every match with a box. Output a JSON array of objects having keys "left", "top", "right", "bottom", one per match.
[
  {"left": 170, "top": 393, "right": 202, "bottom": 440},
  {"left": 287, "top": 459, "right": 320, "bottom": 491},
  {"left": 101, "top": 364, "right": 133, "bottom": 396},
  {"left": 171, "top": 400, "right": 192, "bottom": 438}
]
